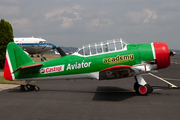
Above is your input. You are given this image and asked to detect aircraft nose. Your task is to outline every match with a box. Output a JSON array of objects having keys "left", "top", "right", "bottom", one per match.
[
  {"left": 153, "top": 42, "right": 170, "bottom": 69},
  {"left": 51, "top": 44, "right": 56, "bottom": 49}
]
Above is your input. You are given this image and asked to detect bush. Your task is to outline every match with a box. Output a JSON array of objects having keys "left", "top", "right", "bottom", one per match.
[{"left": 0, "top": 19, "right": 14, "bottom": 69}]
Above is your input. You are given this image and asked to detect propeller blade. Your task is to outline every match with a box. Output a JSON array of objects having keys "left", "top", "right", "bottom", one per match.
[
  {"left": 56, "top": 47, "right": 67, "bottom": 56},
  {"left": 169, "top": 51, "right": 176, "bottom": 56}
]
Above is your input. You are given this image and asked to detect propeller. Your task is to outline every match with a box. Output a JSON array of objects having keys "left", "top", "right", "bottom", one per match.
[
  {"left": 56, "top": 47, "right": 67, "bottom": 56},
  {"left": 169, "top": 51, "right": 176, "bottom": 56}
]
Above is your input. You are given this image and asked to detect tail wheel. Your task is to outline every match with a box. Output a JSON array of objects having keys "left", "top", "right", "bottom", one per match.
[
  {"left": 24, "top": 85, "right": 29, "bottom": 92},
  {"left": 34, "top": 85, "right": 40, "bottom": 92},
  {"left": 20, "top": 85, "right": 25, "bottom": 91},
  {"left": 20, "top": 85, "right": 40, "bottom": 92}
]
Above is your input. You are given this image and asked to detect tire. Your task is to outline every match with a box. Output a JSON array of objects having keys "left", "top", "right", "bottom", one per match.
[
  {"left": 146, "top": 84, "right": 153, "bottom": 93},
  {"left": 20, "top": 85, "right": 25, "bottom": 91},
  {"left": 134, "top": 83, "right": 149, "bottom": 96},
  {"left": 24, "top": 85, "right": 29, "bottom": 92},
  {"left": 134, "top": 82, "right": 139, "bottom": 92},
  {"left": 34, "top": 85, "right": 40, "bottom": 92}
]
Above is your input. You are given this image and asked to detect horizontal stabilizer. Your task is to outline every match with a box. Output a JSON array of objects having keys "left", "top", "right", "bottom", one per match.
[{"left": 13, "top": 63, "right": 42, "bottom": 73}]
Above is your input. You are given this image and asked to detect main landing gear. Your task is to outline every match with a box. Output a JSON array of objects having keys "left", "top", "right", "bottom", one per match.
[
  {"left": 40, "top": 54, "right": 46, "bottom": 62},
  {"left": 134, "top": 75, "right": 153, "bottom": 96},
  {"left": 20, "top": 83, "right": 40, "bottom": 92},
  {"left": 30, "top": 54, "right": 46, "bottom": 62}
]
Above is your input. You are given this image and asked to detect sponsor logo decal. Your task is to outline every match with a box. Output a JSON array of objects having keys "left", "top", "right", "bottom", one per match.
[
  {"left": 103, "top": 54, "right": 134, "bottom": 64},
  {"left": 40, "top": 65, "right": 64, "bottom": 74},
  {"left": 66, "top": 60, "right": 91, "bottom": 71}
]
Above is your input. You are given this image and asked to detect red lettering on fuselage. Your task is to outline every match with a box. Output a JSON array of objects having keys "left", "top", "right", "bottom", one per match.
[{"left": 40, "top": 65, "right": 64, "bottom": 74}]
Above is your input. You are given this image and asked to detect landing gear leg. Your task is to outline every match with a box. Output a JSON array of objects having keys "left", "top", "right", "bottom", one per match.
[
  {"left": 40, "top": 54, "right": 46, "bottom": 62},
  {"left": 134, "top": 75, "right": 153, "bottom": 96},
  {"left": 20, "top": 81, "right": 40, "bottom": 92}
]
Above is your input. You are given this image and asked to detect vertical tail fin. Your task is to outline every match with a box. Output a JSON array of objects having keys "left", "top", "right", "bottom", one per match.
[{"left": 4, "top": 42, "right": 38, "bottom": 81}]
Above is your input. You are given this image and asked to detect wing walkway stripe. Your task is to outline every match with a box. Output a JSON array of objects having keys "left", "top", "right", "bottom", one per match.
[{"left": 148, "top": 73, "right": 178, "bottom": 88}]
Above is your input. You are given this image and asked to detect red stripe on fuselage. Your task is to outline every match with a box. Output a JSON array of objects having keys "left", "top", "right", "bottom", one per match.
[
  {"left": 4, "top": 57, "right": 13, "bottom": 81},
  {"left": 100, "top": 65, "right": 131, "bottom": 72}
]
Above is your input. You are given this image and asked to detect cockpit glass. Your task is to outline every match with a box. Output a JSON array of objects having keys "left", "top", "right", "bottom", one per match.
[
  {"left": 109, "top": 42, "right": 115, "bottom": 51},
  {"left": 91, "top": 45, "right": 96, "bottom": 55},
  {"left": 84, "top": 47, "right": 90, "bottom": 55},
  {"left": 122, "top": 42, "right": 126, "bottom": 48},
  {"left": 78, "top": 49, "right": 84, "bottom": 55},
  {"left": 97, "top": 45, "right": 102, "bottom": 53},
  {"left": 102, "top": 41, "right": 109, "bottom": 52},
  {"left": 115, "top": 41, "right": 122, "bottom": 50},
  {"left": 77, "top": 38, "right": 127, "bottom": 56},
  {"left": 39, "top": 41, "right": 46, "bottom": 44}
]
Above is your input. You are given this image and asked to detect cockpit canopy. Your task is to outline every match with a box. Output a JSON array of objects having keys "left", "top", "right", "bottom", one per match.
[
  {"left": 76, "top": 38, "right": 128, "bottom": 56},
  {"left": 39, "top": 41, "right": 47, "bottom": 44}
]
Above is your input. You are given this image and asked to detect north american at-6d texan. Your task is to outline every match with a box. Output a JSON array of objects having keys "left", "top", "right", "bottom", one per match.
[{"left": 4, "top": 38, "right": 172, "bottom": 95}]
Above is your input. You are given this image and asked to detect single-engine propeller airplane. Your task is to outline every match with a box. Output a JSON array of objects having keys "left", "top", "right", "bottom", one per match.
[{"left": 4, "top": 38, "right": 172, "bottom": 95}]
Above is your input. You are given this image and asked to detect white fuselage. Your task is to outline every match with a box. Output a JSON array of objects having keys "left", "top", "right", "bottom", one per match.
[{"left": 14, "top": 37, "right": 56, "bottom": 54}]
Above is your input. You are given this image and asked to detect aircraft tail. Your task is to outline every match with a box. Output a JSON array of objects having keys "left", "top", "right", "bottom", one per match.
[{"left": 4, "top": 42, "right": 42, "bottom": 81}]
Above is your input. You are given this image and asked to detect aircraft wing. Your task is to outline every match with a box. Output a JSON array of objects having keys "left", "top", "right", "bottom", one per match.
[{"left": 99, "top": 64, "right": 157, "bottom": 80}]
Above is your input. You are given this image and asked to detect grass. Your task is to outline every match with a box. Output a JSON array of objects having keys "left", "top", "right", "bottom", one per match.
[{"left": 0, "top": 76, "right": 20, "bottom": 84}]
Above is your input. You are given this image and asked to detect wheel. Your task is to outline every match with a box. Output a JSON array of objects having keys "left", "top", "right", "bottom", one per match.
[
  {"left": 20, "top": 85, "right": 25, "bottom": 91},
  {"left": 24, "top": 85, "right": 29, "bottom": 92},
  {"left": 134, "top": 82, "right": 139, "bottom": 92},
  {"left": 20, "top": 85, "right": 29, "bottom": 92},
  {"left": 146, "top": 84, "right": 153, "bottom": 93},
  {"left": 34, "top": 85, "right": 40, "bottom": 92},
  {"left": 134, "top": 83, "right": 149, "bottom": 96},
  {"left": 138, "top": 85, "right": 148, "bottom": 96}
]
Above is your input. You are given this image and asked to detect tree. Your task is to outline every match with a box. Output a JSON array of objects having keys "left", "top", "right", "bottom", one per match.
[{"left": 0, "top": 19, "right": 14, "bottom": 69}]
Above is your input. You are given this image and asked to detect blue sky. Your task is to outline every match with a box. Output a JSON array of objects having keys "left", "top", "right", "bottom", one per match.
[{"left": 1, "top": 0, "right": 180, "bottom": 49}]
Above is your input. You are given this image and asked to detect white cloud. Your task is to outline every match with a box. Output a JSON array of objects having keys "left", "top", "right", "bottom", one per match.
[
  {"left": 45, "top": 5, "right": 83, "bottom": 28},
  {"left": 143, "top": 9, "right": 158, "bottom": 23},
  {"left": 91, "top": 18, "right": 113, "bottom": 27},
  {"left": 9, "top": 18, "right": 32, "bottom": 33},
  {"left": 127, "top": 8, "right": 158, "bottom": 24}
]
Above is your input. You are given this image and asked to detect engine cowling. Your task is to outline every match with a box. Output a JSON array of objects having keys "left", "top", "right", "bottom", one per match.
[{"left": 153, "top": 42, "right": 170, "bottom": 69}]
